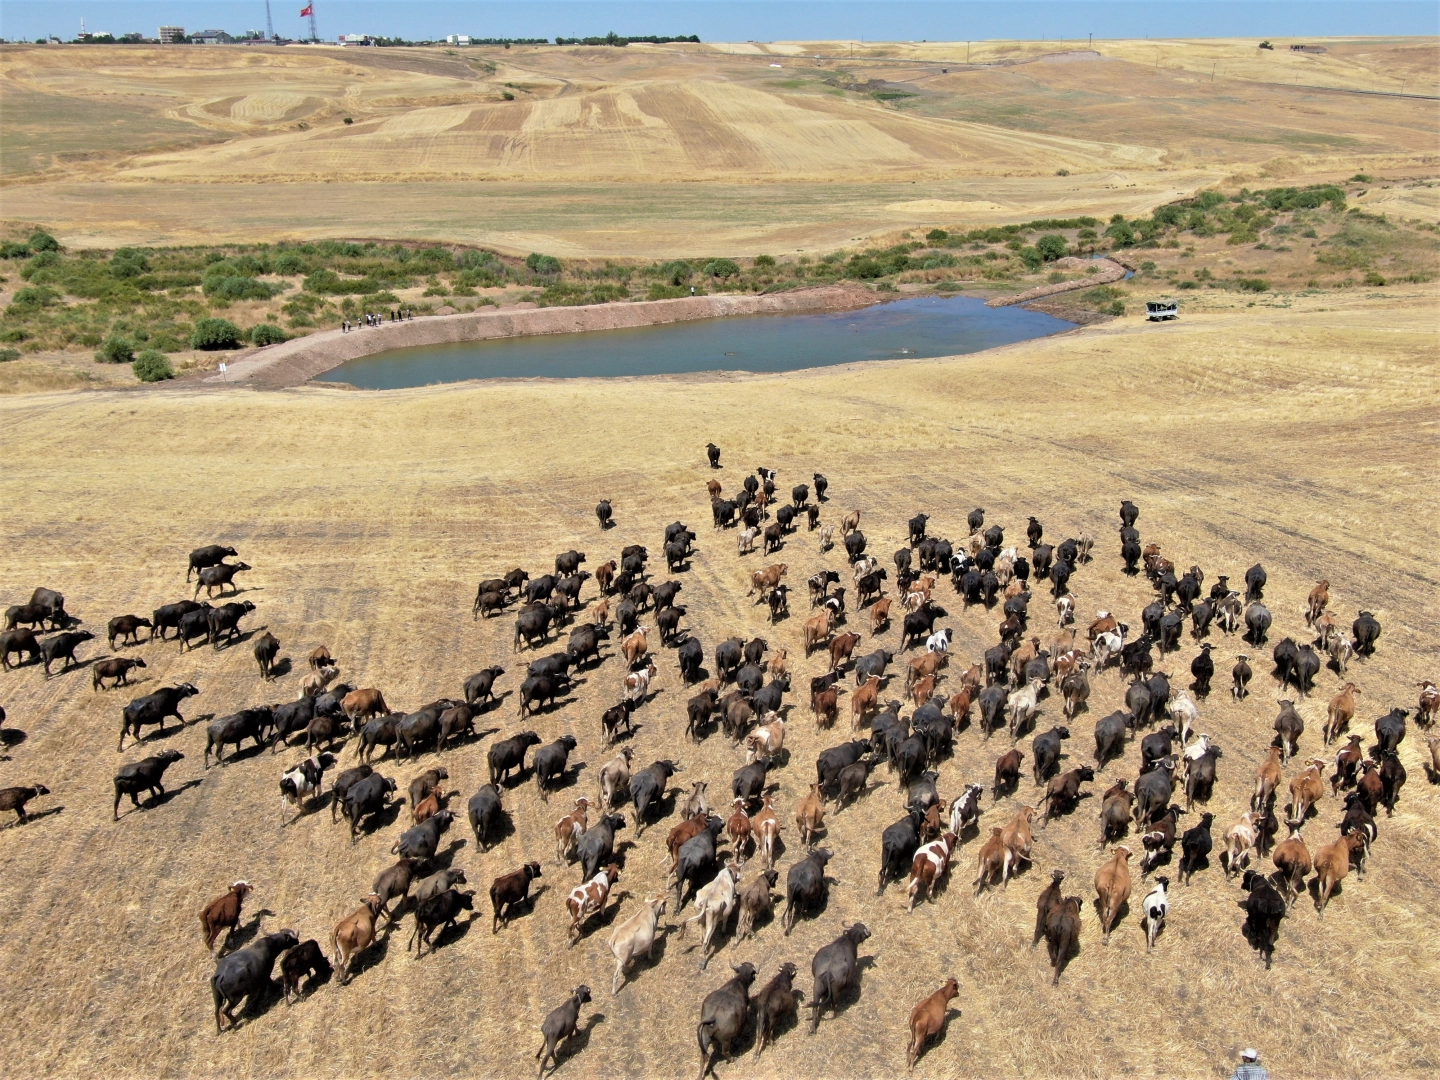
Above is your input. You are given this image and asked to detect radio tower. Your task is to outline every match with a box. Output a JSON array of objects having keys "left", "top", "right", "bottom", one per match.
[
  {"left": 265, "top": 0, "right": 275, "bottom": 41},
  {"left": 308, "top": 2, "right": 319, "bottom": 43}
]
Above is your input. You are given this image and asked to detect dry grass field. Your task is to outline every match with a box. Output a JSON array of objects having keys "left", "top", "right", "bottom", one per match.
[
  {"left": 0, "top": 292, "right": 1437, "bottom": 1079},
  {"left": 2, "top": 37, "right": 1436, "bottom": 253}
]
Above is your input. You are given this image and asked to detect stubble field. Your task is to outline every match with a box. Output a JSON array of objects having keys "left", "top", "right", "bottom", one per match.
[{"left": 0, "top": 293, "right": 1436, "bottom": 1079}]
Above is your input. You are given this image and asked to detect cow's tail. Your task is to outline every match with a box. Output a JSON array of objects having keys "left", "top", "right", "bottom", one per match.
[{"left": 696, "top": 1017, "right": 716, "bottom": 1056}]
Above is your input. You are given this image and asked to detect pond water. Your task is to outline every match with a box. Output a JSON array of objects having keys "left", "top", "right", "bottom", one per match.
[{"left": 316, "top": 294, "right": 1075, "bottom": 389}]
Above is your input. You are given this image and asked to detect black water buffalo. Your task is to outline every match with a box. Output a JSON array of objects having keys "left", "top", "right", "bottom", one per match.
[
  {"left": 844, "top": 530, "right": 867, "bottom": 561},
  {"left": 714, "top": 638, "right": 744, "bottom": 683},
  {"left": 596, "top": 500, "right": 613, "bottom": 528},
  {"left": 817, "top": 740, "right": 871, "bottom": 796},
  {"left": 1352, "top": 610, "right": 1381, "bottom": 656},
  {"left": 195, "top": 562, "right": 251, "bottom": 600},
  {"left": 119, "top": 683, "right": 201, "bottom": 750},
  {"left": 534, "top": 735, "right": 578, "bottom": 800},
  {"left": 630, "top": 759, "right": 680, "bottom": 834},
  {"left": 808, "top": 922, "right": 871, "bottom": 1033},
  {"left": 392, "top": 809, "right": 454, "bottom": 861},
  {"left": 555, "top": 550, "right": 587, "bottom": 577},
  {"left": 188, "top": 545, "right": 238, "bottom": 582},
  {"left": 489, "top": 731, "right": 543, "bottom": 785},
  {"left": 39, "top": 630, "right": 93, "bottom": 675},
  {"left": 107, "top": 614, "right": 153, "bottom": 649},
  {"left": 877, "top": 807, "right": 925, "bottom": 894},
  {"left": 112, "top": 749, "right": 185, "bottom": 819},
  {"left": 464, "top": 666, "right": 506, "bottom": 707},
  {"left": 152, "top": 600, "right": 205, "bottom": 640},
  {"left": 343, "top": 773, "right": 397, "bottom": 838},
  {"left": 205, "top": 708, "right": 274, "bottom": 767},
  {"left": 210, "top": 928, "right": 298, "bottom": 1032},
  {"left": 468, "top": 784, "right": 507, "bottom": 849},
  {"left": 519, "top": 674, "right": 569, "bottom": 718},
  {"left": 696, "top": 963, "right": 756, "bottom": 1078},
  {"left": 1094, "top": 709, "right": 1130, "bottom": 767},
  {"left": 674, "top": 816, "right": 723, "bottom": 905},
  {"left": 900, "top": 603, "right": 945, "bottom": 650},
  {"left": 577, "top": 813, "right": 626, "bottom": 881},
  {"left": 678, "top": 636, "right": 704, "bottom": 683},
  {"left": 206, "top": 602, "right": 256, "bottom": 648}
]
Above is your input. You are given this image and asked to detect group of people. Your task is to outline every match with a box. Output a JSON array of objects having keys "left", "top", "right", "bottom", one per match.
[{"left": 341, "top": 309, "right": 413, "bottom": 333}]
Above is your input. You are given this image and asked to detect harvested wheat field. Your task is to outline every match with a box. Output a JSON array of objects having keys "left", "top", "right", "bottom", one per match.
[
  {"left": 0, "top": 290, "right": 1437, "bottom": 1080},
  {"left": 3, "top": 37, "right": 1436, "bottom": 253}
]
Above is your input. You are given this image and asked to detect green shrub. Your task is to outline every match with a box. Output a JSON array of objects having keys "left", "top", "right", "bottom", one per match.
[
  {"left": 27, "top": 230, "right": 60, "bottom": 253},
  {"left": 1104, "top": 221, "right": 1136, "bottom": 247},
  {"left": 191, "top": 317, "right": 242, "bottom": 350},
  {"left": 656, "top": 260, "right": 693, "bottom": 285},
  {"left": 1036, "top": 234, "right": 1068, "bottom": 262},
  {"left": 1235, "top": 278, "right": 1270, "bottom": 293},
  {"left": 703, "top": 258, "right": 741, "bottom": 278},
  {"left": 272, "top": 252, "right": 309, "bottom": 275},
  {"left": 0, "top": 242, "right": 31, "bottom": 259},
  {"left": 109, "top": 248, "right": 151, "bottom": 279},
  {"left": 249, "top": 323, "right": 287, "bottom": 346},
  {"left": 132, "top": 349, "right": 174, "bottom": 381},
  {"left": 1363, "top": 271, "right": 1387, "bottom": 286},
  {"left": 648, "top": 283, "right": 694, "bottom": 301},
  {"left": 589, "top": 283, "right": 629, "bottom": 303},
  {"left": 20, "top": 251, "right": 59, "bottom": 279},
  {"left": 1107, "top": 300, "right": 1125, "bottom": 316},
  {"left": 95, "top": 334, "right": 136, "bottom": 364},
  {"left": 1077, "top": 228, "right": 1097, "bottom": 241},
  {"left": 525, "top": 253, "right": 562, "bottom": 275},
  {"left": 9, "top": 285, "right": 60, "bottom": 309},
  {"left": 0, "top": 348, "right": 20, "bottom": 362},
  {"left": 1018, "top": 246, "right": 1043, "bottom": 270},
  {"left": 1178, "top": 280, "right": 1199, "bottom": 289},
  {"left": 1056, "top": 168, "right": 1069, "bottom": 176},
  {"left": 924, "top": 229, "right": 948, "bottom": 242},
  {"left": 203, "top": 273, "right": 282, "bottom": 301},
  {"left": 537, "top": 282, "right": 589, "bottom": 307}
]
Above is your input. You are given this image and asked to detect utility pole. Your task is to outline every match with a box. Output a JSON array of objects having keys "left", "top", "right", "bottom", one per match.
[
  {"left": 265, "top": 0, "right": 275, "bottom": 41},
  {"left": 1211, "top": 62, "right": 1216, "bottom": 82}
]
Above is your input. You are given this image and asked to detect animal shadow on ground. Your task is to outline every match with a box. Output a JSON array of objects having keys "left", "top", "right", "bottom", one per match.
[
  {"left": 346, "top": 930, "right": 392, "bottom": 981},
  {"left": 221, "top": 910, "right": 278, "bottom": 956},
  {"left": 545, "top": 762, "right": 587, "bottom": 797},
  {"left": 120, "top": 777, "right": 204, "bottom": 819},
  {"left": 0, "top": 727, "right": 27, "bottom": 756},
  {"left": 415, "top": 913, "right": 477, "bottom": 956},
  {"left": 268, "top": 657, "right": 293, "bottom": 680},
  {"left": 3, "top": 805, "right": 64, "bottom": 828},
  {"left": 423, "top": 838, "right": 468, "bottom": 873},
  {"left": 353, "top": 798, "right": 404, "bottom": 837}
]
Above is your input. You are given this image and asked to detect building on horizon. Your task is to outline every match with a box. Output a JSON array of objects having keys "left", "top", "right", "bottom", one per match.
[
  {"left": 446, "top": 34, "right": 472, "bottom": 45},
  {"left": 193, "top": 29, "right": 233, "bottom": 45},
  {"left": 158, "top": 26, "right": 185, "bottom": 44}
]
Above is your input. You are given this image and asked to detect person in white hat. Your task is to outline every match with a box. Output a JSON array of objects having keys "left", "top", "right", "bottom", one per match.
[{"left": 1230, "top": 1048, "right": 1268, "bottom": 1080}]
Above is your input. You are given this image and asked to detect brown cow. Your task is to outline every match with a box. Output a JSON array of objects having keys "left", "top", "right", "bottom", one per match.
[
  {"left": 1313, "top": 832, "right": 1365, "bottom": 916},
  {"left": 803, "top": 609, "right": 835, "bottom": 658},
  {"left": 566, "top": 863, "right": 620, "bottom": 944},
  {"left": 342, "top": 688, "right": 389, "bottom": 725},
  {"left": 753, "top": 795, "right": 782, "bottom": 869},
  {"left": 413, "top": 788, "right": 452, "bottom": 825},
  {"left": 906, "top": 650, "right": 948, "bottom": 692},
  {"left": 947, "top": 686, "right": 973, "bottom": 726},
  {"left": 1087, "top": 611, "right": 1118, "bottom": 643},
  {"left": 1287, "top": 759, "right": 1326, "bottom": 825},
  {"left": 332, "top": 894, "right": 384, "bottom": 984},
  {"left": 911, "top": 675, "right": 937, "bottom": 709},
  {"left": 812, "top": 686, "right": 839, "bottom": 730},
  {"left": 840, "top": 510, "right": 861, "bottom": 535},
  {"left": 870, "top": 598, "right": 892, "bottom": 634},
  {"left": 665, "top": 812, "right": 712, "bottom": 870},
  {"left": 308, "top": 645, "right": 333, "bottom": 670},
  {"left": 726, "top": 799, "right": 753, "bottom": 865},
  {"left": 621, "top": 627, "right": 649, "bottom": 666},
  {"left": 1094, "top": 846, "right": 1132, "bottom": 944},
  {"left": 972, "top": 827, "right": 1007, "bottom": 895},
  {"left": 1331, "top": 735, "right": 1364, "bottom": 795},
  {"left": 1416, "top": 680, "right": 1438, "bottom": 728},
  {"left": 850, "top": 675, "right": 881, "bottom": 729},
  {"left": 1271, "top": 825, "right": 1312, "bottom": 910},
  {"left": 828, "top": 632, "right": 862, "bottom": 673},
  {"left": 1306, "top": 579, "right": 1330, "bottom": 627},
  {"left": 1252, "top": 746, "right": 1283, "bottom": 811},
  {"left": 999, "top": 806, "right": 1035, "bottom": 886},
  {"left": 1324, "top": 683, "right": 1361, "bottom": 745},
  {"left": 748, "top": 563, "right": 788, "bottom": 600},
  {"left": 795, "top": 783, "right": 825, "bottom": 847},
  {"left": 906, "top": 977, "right": 960, "bottom": 1069},
  {"left": 200, "top": 881, "right": 252, "bottom": 953}
]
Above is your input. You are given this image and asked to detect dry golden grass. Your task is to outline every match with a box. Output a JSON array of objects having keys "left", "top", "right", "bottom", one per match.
[
  {"left": 2, "top": 39, "right": 1435, "bottom": 253},
  {"left": 0, "top": 292, "right": 1436, "bottom": 1078}
]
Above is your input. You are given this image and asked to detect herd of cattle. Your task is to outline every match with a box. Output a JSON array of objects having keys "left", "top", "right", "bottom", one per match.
[{"left": 2, "top": 448, "right": 1437, "bottom": 1076}]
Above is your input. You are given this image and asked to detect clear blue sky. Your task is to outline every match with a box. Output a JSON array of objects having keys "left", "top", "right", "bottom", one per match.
[{"left": 2, "top": 1, "right": 1435, "bottom": 43}]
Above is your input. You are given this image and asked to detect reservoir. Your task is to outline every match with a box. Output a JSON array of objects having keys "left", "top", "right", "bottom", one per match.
[{"left": 316, "top": 294, "right": 1075, "bottom": 389}]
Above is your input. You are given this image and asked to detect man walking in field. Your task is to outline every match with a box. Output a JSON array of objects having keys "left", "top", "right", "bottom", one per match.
[{"left": 1230, "top": 1048, "right": 1268, "bottom": 1080}]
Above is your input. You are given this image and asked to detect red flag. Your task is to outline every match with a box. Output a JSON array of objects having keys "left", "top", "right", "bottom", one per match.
[{"left": 300, "top": 4, "right": 313, "bottom": 15}]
